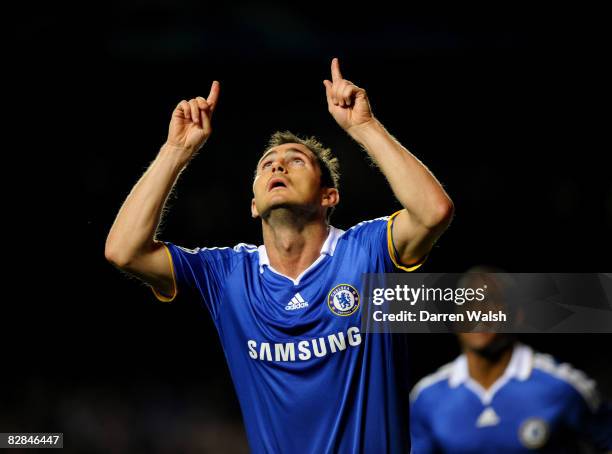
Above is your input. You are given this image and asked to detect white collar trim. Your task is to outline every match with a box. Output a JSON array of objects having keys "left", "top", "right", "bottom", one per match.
[
  {"left": 257, "top": 225, "right": 344, "bottom": 285},
  {"left": 449, "top": 343, "right": 533, "bottom": 405}
]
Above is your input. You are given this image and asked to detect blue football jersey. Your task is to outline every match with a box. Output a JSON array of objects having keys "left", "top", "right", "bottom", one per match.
[
  {"left": 410, "top": 343, "right": 612, "bottom": 453},
  {"left": 151, "top": 211, "right": 426, "bottom": 453}
]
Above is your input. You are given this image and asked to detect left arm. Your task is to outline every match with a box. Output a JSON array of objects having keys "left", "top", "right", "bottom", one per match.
[
  {"left": 565, "top": 382, "right": 612, "bottom": 452},
  {"left": 323, "top": 58, "right": 454, "bottom": 265}
]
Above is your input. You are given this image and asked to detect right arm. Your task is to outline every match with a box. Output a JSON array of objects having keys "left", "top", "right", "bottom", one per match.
[{"left": 104, "top": 81, "right": 220, "bottom": 299}]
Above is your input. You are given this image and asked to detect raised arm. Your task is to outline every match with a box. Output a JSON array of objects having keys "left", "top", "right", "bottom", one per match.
[
  {"left": 104, "top": 81, "right": 220, "bottom": 298},
  {"left": 323, "top": 58, "right": 453, "bottom": 266}
]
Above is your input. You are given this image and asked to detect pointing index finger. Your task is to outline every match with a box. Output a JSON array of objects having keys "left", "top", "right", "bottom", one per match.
[
  {"left": 207, "top": 80, "right": 220, "bottom": 112},
  {"left": 331, "top": 57, "right": 343, "bottom": 82}
]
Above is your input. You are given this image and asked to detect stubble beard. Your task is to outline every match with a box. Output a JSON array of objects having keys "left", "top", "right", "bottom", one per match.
[{"left": 261, "top": 203, "right": 320, "bottom": 230}]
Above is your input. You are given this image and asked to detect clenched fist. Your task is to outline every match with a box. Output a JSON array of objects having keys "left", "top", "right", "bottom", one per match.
[
  {"left": 165, "top": 81, "right": 220, "bottom": 156},
  {"left": 323, "top": 58, "right": 374, "bottom": 133}
]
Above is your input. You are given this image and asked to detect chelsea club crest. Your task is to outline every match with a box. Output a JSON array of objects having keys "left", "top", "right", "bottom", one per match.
[
  {"left": 328, "top": 284, "right": 360, "bottom": 316},
  {"left": 518, "top": 418, "right": 549, "bottom": 449}
]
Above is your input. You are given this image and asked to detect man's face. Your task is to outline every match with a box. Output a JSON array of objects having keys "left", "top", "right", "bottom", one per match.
[{"left": 251, "top": 143, "right": 337, "bottom": 219}]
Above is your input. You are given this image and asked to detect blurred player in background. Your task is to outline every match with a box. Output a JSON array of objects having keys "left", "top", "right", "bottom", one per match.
[
  {"left": 105, "top": 58, "right": 454, "bottom": 453},
  {"left": 409, "top": 269, "right": 612, "bottom": 453}
]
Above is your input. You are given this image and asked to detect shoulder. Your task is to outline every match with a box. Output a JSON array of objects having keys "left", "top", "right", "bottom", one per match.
[
  {"left": 340, "top": 216, "right": 392, "bottom": 243},
  {"left": 410, "top": 360, "right": 455, "bottom": 404},
  {"left": 168, "top": 241, "right": 259, "bottom": 264},
  {"left": 347, "top": 215, "right": 391, "bottom": 232},
  {"left": 531, "top": 351, "right": 601, "bottom": 412}
]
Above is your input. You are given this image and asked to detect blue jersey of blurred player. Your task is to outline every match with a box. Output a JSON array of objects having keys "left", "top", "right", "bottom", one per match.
[
  {"left": 410, "top": 332, "right": 612, "bottom": 453},
  {"left": 105, "top": 58, "right": 454, "bottom": 453}
]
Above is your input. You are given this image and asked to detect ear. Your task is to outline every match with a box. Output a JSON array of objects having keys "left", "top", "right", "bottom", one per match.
[
  {"left": 251, "top": 198, "right": 260, "bottom": 218},
  {"left": 321, "top": 188, "right": 339, "bottom": 209}
]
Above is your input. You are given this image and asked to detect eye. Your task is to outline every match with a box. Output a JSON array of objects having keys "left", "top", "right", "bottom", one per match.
[
  {"left": 261, "top": 161, "right": 272, "bottom": 169},
  {"left": 290, "top": 157, "right": 304, "bottom": 166}
]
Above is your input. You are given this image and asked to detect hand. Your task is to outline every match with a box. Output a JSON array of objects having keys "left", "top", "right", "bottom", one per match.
[
  {"left": 166, "top": 81, "right": 220, "bottom": 155},
  {"left": 323, "top": 58, "right": 374, "bottom": 133}
]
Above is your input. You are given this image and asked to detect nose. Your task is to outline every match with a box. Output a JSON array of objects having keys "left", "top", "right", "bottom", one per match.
[{"left": 271, "top": 159, "right": 286, "bottom": 173}]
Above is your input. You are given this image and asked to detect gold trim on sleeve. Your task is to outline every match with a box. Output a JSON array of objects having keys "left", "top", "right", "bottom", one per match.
[
  {"left": 386, "top": 210, "right": 427, "bottom": 272},
  {"left": 151, "top": 243, "right": 178, "bottom": 302}
]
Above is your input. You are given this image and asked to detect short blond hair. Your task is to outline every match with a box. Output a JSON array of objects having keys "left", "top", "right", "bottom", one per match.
[{"left": 261, "top": 130, "right": 340, "bottom": 190}]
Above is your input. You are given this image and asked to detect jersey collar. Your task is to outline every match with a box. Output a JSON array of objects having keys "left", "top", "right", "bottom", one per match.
[
  {"left": 257, "top": 225, "right": 345, "bottom": 279},
  {"left": 448, "top": 343, "right": 533, "bottom": 404}
]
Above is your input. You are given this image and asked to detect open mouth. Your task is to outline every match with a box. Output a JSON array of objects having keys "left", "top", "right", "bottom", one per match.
[{"left": 268, "top": 178, "right": 288, "bottom": 191}]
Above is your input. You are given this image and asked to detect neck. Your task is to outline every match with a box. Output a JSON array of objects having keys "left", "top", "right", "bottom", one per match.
[
  {"left": 465, "top": 343, "right": 514, "bottom": 390},
  {"left": 261, "top": 208, "right": 329, "bottom": 279}
]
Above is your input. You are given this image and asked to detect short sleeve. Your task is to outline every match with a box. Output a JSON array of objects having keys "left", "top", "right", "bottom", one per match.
[
  {"left": 565, "top": 382, "right": 612, "bottom": 450},
  {"left": 150, "top": 241, "right": 243, "bottom": 320},
  {"left": 348, "top": 211, "right": 428, "bottom": 272}
]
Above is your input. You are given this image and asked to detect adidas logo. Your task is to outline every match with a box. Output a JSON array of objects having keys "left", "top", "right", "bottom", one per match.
[
  {"left": 285, "top": 293, "right": 309, "bottom": 311},
  {"left": 476, "top": 407, "right": 500, "bottom": 428}
]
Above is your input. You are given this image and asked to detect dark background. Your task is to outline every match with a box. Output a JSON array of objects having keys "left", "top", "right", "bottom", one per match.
[{"left": 6, "top": 3, "right": 611, "bottom": 453}]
